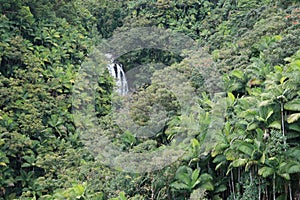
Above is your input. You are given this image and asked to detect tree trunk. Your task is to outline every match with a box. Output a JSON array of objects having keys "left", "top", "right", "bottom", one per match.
[
  {"left": 289, "top": 183, "right": 292, "bottom": 200},
  {"left": 238, "top": 168, "right": 241, "bottom": 184},
  {"left": 231, "top": 170, "right": 236, "bottom": 200},
  {"left": 273, "top": 173, "right": 276, "bottom": 200},
  {"left": 280, "top": 99, "right": 286, "bottom": 146},
  {"left": 266, "top": 185, "right": 269, "bottom": 200},
  {"left": 259, "top": 178, "right": 261, "bottom": 200}
]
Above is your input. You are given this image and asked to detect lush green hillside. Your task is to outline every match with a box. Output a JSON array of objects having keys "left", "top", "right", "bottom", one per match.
[{"left": 0, "top": 0, "right": 300, "bottom": 199}]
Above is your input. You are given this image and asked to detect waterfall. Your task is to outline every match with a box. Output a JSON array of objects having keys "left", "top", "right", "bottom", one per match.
[{"left": 107, "top": 60, "right": 128, "bottom": 96}]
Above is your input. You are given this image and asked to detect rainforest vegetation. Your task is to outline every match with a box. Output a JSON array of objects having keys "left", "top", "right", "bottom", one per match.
[{"left": 1, "top": 0, "right": 300, "bottom": 199}]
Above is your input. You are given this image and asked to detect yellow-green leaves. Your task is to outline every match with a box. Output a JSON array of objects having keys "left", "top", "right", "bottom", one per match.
[
  {"left": 19, "top": 6, "right": 34, "bottom": 25},
  {"left": 287, "top": 113, "right": 300, "bottom": 124}
]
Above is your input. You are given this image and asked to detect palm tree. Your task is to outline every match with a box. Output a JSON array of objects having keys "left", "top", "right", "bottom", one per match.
[
  {"left": 258, "top": 155, "right": 300, "bottom": 200},
  {"left": 170, "top": 166, "right": 214, "bottom": 198}
]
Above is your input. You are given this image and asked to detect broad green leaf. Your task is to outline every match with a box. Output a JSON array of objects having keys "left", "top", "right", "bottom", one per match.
[
  {"left": 191, "top": 169, "right": 200, "bottom": 183},
  {"left": 191, "top": 138, "right": 200, "bottom": 149},
  {"left": 291, "top": 60, "right": 300, "bottom": 67},
  {"left": 279, "top": 173, "right": 290, "bottom": 180},
  {"left": 266, "top": 110, "right": 274, "bottom": 121},
  {"left": 232, "top": 158, "right": 248, "bottom": 167},
  {"left": 284, "top": 99, "right": 300, "bottom": 111},
  {"left": 170, "top": 182, "right": 189, "bottom": 190},
  {"left": 288, "top": 124, "right": 300, "bottom": 132},
  {"left": 260, "top": 153, "right": 266, "bottom": 164},
  {"left": 199, "top": 173, "right": 213, "bottom": 182},
  {"left": 287, "top": 132, "right": 300, "bottom": 139},
  {"left": 268, "top": 121, "right": 281, "bottom": 129},
  {"left": 21, "top": 163, "right": 31, "bottom": 168},
  {"left": 214, "top": 184, "right": 227, "bottom": 193},
  {"left": 227, "top": 92, "right": 235, "bottom": 105},
  {"left": 256, "top": 128, "right": 264, "bottom": 141},
  {"left": 238, "top": 143, "right": 254, "bottom": 156},
  {"left": 213, "top": 155, "right": 226, "bottom": 164},
  {"left": 73, "top": 184, "right": 85, "bottom": 196},
  {"left": 212, "top": 143, "right": 229, "bottom": 157},
  {"left": 199, "top": 182, "right": 214, "bottom": 191},
  {"left": 247, "top": 122, "right": 258, "bottom": 131},
  {"left": 192, "top": 176, "right": 201, "bottom": 186},
  {"left": 274, "top": 35, "right": 282, "bottom": 41},
  {"left": 287, "top": 113, "right": 300, "bottom": 123},
  {"left": 119, "top": 192, "right": 127, "bottom": 200},
  {"left": 280, "top": 77, "right": 287, "bottom": 84},
  {"left": 286, "top": 148, "right": 300, "bottom": 161},
  {"left": 274, "top": 65, "right": 283, "bottom": 72},
  {"left": 231, "top": 69, "right": 244, "bottom": 79},
  {"left": 258, "top": 167, "right": 274, "bottom": 177},
  {"left": 288, "top": 164, "right": 300, "bottom": 174},
  {"left": 225, "top": 149, "right": 238, "bottom": 161},
  {"left": 259, "top": 100, "right": 274, "bottom": 107},
  {"left": 176, "top": 173, "right": 190, "bottom": 186}
]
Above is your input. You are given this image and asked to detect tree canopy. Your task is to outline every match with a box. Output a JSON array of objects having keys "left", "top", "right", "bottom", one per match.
[{"left": 0, "top": 0, "right": 300, "bottom": 199}]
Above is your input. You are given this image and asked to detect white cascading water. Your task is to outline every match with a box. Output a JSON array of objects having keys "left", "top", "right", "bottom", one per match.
[{"left": 106, "top": 58, "right": 128, "bottom": 96}]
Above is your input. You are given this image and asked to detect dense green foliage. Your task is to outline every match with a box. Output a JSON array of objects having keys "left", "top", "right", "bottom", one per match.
[{"left": 1, "top": 0, "right": 300, "bottom": 199}]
